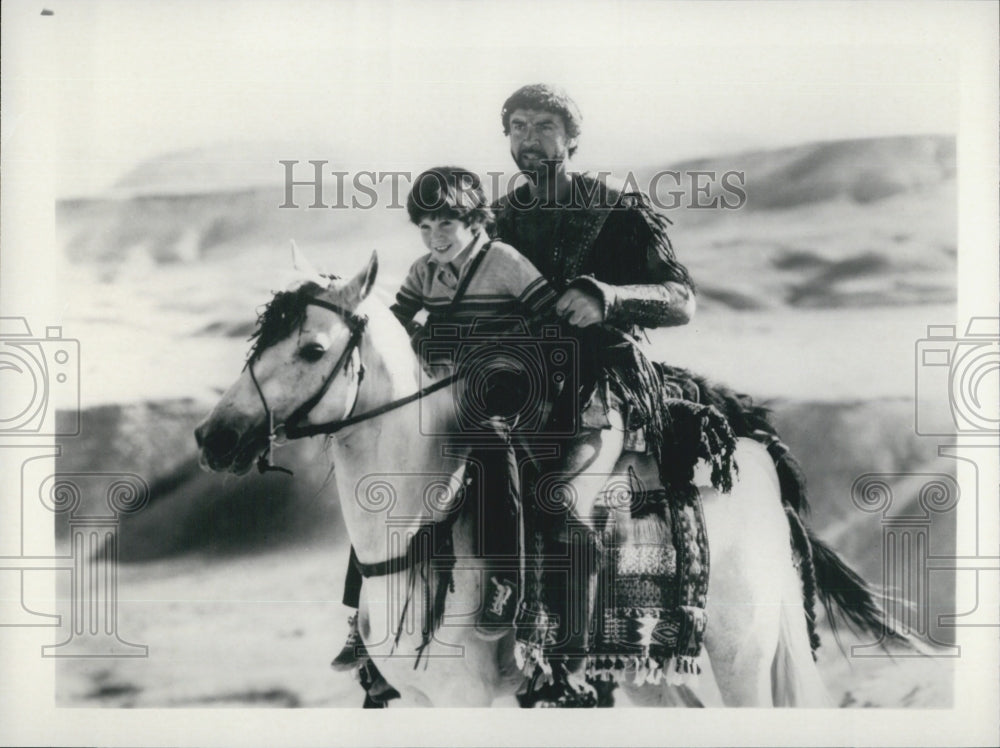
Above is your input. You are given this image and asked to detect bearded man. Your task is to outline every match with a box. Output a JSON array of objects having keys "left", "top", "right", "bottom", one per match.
[{"left": 491, "top": 84, "right": 698, "bottom": 708}]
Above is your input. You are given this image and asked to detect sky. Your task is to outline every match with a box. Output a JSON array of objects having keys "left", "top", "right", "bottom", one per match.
[{"left": 7, "top": 0, "right": 962, "bottom": 196}]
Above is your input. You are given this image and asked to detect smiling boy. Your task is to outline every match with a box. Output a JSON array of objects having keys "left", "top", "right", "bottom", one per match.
[
  {"left": 332, "top": 166, "right": 566, "bottom": 675},
  {"left": 389, "top": 166, "right": 556, "bottom": 336}
]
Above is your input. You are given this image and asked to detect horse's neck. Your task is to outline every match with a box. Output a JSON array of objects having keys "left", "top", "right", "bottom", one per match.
[{"left": 328, "top": 308, "right": 465, "bottom": 564}]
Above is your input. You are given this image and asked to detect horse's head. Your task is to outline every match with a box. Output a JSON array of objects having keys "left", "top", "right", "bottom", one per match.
[{"left": 195, "top": 250, "right": 395, "bottom": 474}]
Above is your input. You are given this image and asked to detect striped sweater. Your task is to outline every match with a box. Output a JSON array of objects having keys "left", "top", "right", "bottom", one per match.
[{"left": 390, "top": 234, "right": 557, "bottom": 333}]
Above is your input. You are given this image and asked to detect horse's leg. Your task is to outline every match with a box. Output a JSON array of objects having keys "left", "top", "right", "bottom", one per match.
[
  {"left": 699, "top": 439, "right": 790, "bottom": 707},
  {"left": 770, "top": 561, "right": 830, "bottom": 707},
  {"left": 376, "top": 686, "right": 431, "bottom": 707}
]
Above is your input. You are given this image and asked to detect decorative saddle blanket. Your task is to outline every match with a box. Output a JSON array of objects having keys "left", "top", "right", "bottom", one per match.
[
  {"left": 587, "top": 485, "right": 710, "bottom": 686},
  {"left": 510, "top": 396, "right": 734, "bottom": 688}
]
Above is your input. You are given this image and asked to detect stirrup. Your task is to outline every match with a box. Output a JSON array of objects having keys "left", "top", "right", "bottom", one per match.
[{"left": 330, "top": 614, "right": 368, "bottom": 672}]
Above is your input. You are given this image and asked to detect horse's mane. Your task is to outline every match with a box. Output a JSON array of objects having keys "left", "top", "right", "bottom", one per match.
[{"left": 247, "top": 279, "right": 344, "bottom": 362}]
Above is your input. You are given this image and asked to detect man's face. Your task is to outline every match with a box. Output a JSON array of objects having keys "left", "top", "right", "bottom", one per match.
[{"left": 508, "top": 108, "right": 576, "bottom": 174}]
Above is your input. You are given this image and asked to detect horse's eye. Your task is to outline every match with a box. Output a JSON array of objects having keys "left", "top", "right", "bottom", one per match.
[{"left": 299, "top": 343, "right": 326, "bottom": 362}]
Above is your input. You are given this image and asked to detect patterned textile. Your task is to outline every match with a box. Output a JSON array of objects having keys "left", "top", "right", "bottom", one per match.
[
  {"left": 587, "top": 485, "right": 710, "bottom": 686},
  {"left": 512, "top": 396, "right": 733, "bottom": 688}
]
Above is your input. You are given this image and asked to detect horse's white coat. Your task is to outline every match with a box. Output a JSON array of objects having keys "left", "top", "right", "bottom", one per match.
[{"left": 197, "top": 254, "right": 830, "bottom": 707}]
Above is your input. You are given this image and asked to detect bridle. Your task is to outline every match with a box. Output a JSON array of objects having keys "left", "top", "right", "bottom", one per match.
[
  {"left": 247, "top": 294, "right": 465, "bottom": 654},
  {"left": 247, "top": 296, "right": 459, "bottom": 475}
]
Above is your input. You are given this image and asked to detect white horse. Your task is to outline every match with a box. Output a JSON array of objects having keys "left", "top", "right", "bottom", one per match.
[{"left": 195, "top": 252, "right": 906, "bottom": 707}]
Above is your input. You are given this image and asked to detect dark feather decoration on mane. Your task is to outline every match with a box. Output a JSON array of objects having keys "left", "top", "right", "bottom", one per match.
[{"left": 246, "top": 281, "right": 327, "bottom": 362}]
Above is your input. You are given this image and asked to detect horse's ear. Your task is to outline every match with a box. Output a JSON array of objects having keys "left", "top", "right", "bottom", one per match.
[
  {"left": 342, "top": 251, "right": 379, "bottom": 302},
  {"left": 290, "top": 240, "right": 327, "bottom": 286}
]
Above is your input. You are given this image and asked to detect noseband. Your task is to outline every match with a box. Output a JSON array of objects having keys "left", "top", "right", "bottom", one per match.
[{"left": 247, "top": 297, "right": 459, "bottom": 475}]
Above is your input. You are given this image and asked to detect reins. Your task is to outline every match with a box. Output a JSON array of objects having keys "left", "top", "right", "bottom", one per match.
[
  {"left": 247, "top": 297, "right": 462, "bottom": 474},
  {"left": 284, "top": 373, "right": 459, "bottom": 439},
  {"left": 250, "top": 243, "right": 494, "bottom": 473}
]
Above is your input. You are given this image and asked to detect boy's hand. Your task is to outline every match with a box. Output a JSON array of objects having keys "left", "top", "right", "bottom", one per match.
[{"left": 555, "top": 288, "right": 604, "bottom": 327}]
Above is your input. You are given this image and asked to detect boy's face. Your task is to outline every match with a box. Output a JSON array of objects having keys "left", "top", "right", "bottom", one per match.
[
  {"left": 418, "top": 216, "right": 478, "bottom": 264},
  {"left": 507, "top": 108, "right": 576, "bottom": 174}
]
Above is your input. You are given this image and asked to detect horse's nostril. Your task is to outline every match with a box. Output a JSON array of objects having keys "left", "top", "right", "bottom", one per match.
[
  {"left": 194, "top": 424, "right": 206, "bottom": 448},
  {"left": 203, "top": 427, "right": 240, "bottom": 460}
]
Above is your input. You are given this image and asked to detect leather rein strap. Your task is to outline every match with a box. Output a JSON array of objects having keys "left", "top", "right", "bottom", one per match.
[
  {"left": 284, "top": 374, "right": 458, "bottom": 439},
  {"left": 349, "top": 517, "right": 457, "bottom": 580},
  {"left": 284, "top": 244, "right": 494, "bottom": 439}
]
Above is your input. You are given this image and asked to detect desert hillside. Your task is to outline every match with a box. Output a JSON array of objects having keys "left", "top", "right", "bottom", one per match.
[{"left": 51, "top": 135, "right": 957, "bottom": 708}]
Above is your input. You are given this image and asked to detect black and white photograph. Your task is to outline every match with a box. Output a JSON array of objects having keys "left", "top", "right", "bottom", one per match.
[{"left": 1, "top": 1, "right": 997, "bottom": 745}]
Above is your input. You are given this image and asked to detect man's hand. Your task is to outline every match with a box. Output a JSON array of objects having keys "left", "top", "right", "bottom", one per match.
[{"left": 555, "top": 288, "right": 604, "bottom": 327}]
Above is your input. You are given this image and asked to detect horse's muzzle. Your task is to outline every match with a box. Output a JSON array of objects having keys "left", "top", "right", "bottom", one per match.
[{"left": 195, "top": 422, "right": 242, "bottom": 472}]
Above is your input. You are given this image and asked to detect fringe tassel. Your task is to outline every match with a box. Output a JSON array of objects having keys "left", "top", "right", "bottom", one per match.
[
  {"left": 513, "top": 602, "right": 558, "bottom": 680},
  {"left": 584, "top": 653, "right": 702, "bottom": 687},
  {"left": 514, "top": 641, "right": 553, "bottom": 683}
]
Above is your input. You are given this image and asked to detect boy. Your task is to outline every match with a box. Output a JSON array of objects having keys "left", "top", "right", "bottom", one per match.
[
  {"left": 389, "top": 166, "right": 556, "bottom": 337},
  {"left": 333, "top": 166, "right": 591, "bottom": 669}
]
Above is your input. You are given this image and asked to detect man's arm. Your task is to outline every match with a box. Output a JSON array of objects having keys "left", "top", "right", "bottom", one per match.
[
  {"left": 565, "top": 192, "right": 696, "bottom": 329},
  {"left": 570, "top": 277, "right": 695, "bottom": 328}
]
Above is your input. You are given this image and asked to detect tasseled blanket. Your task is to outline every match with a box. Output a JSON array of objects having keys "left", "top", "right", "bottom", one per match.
[
  {"left": 515, "top": 343, "right": 738, "bottom": 687},
  {"left": 586, "top": 481, "right": 710, "bottom": 686}
]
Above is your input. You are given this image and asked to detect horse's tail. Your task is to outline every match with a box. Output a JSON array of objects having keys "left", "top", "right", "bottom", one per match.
[
  {"left": 806, "top": 528, "right": 916, "bottom": 651},
  {"left": 745, "top": 404, "right": 918, "bottom": 654},
  {"left": 768, "top": 436, "right": 917, "bottom": 654},
  {"left": 656, "top": 365, "right": 919, "bottom": 652}
]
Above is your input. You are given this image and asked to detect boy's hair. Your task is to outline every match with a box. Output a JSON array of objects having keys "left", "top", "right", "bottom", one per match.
[
  {"left": 406, "top": 166, "right": 493, "bottom": 227},
  {"left": 501, "top": 84, "right": 582, "bottom": 158}
]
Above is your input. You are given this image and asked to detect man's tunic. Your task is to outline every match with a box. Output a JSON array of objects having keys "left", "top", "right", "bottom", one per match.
[
  {"left": 493, "top": 172, "right": 694, "bottom": 332},
  {"left": 493, "top": 172, "right": 695, "bottom": 434}
]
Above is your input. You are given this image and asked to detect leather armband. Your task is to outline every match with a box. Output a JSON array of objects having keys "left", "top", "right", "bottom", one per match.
[{"left": 568, "top": 275, "right": 694, "bottom": 329}]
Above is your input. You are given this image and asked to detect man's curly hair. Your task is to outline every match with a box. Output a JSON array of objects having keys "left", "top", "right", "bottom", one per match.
[{"left": 501, "top": 84, "right": 582, "bottom": 158}]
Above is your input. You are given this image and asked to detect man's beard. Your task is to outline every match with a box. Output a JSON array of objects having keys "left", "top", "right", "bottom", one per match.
[{"left": 513, "top": 149, "right": 564, "bottom": 181}]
